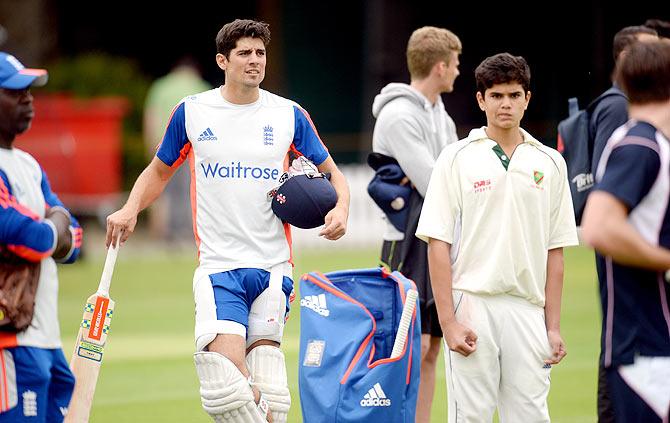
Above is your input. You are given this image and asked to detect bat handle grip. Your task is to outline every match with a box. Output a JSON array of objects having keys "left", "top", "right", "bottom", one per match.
[
  {"left": 390, "top": 289, "right": 418, "bottom": 358},
  {"left": 98, "top": 235, "right": 120, "bottom": 297}
]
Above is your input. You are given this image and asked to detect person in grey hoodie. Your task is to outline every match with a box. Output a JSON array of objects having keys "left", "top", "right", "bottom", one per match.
[{"left": 371, "top": 26, "right": 461, "bottom": 423}]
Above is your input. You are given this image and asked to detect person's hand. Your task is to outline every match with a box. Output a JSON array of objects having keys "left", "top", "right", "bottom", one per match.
[
  {"left": 319, "top": 205, "right": 348, "bottom": 240},
  {"left": 545, "top": 329, "right": 567, "bottom": 365},
  {"left": 105, "top": 207, "right": 137, "bottom": 247},
  {"left": 443, "top": 319, "right": 477, "bottom": 357}
]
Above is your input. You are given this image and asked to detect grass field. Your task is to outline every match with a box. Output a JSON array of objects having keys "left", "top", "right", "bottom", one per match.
[{"left": 57, "top": 245, "right": 600, "bottom": 422}]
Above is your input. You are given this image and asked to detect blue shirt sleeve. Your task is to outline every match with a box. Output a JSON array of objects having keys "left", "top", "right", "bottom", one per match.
[
  {"left": 156, "top": 102, "right": 191, "bottom": 167},
  {"left": 595, "top": 143, "right": 660, "bottom": 211},
  {"left": 40, "top": 169, "right": 82, "bottom": 264},
  {"left": 0, "top": 169, "right": 56, "bottom": 261},
  {"left": 591, "top": 95, "right": 628, "bottom": 173},
  {"left": 292, "top": 106, "right": 329, "bottom": 166}
]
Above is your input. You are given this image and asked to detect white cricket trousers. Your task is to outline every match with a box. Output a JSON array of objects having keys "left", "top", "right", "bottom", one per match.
[{"left": 444, "top": 292, "right": 553, "bottom": 423}]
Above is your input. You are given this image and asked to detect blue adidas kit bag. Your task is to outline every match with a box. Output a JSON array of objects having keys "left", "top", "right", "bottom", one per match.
[{"left": 299, "top": 268, "right": 421, "bottom": 422}]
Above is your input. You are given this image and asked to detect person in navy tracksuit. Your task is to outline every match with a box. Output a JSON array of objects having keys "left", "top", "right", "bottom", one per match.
[{"left": 582, "top": 40, "right": 670, "bottom": 423}]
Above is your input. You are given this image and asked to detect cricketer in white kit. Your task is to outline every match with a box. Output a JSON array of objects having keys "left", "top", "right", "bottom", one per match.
[
  {"left": 417, "top": 53, "right": 578, "bottom": 422},
  {"left": 106, "top": 19, "right": 349, "bottom": 423}
]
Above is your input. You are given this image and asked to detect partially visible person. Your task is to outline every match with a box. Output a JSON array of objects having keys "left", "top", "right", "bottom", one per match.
[
  {"left": 370, "top": 25, "right": 461, "bottom": 423},
  {"left": 0, "top": 52, "right": 83, "bottom": 422},
  {"left": 644, "top": 18, "right": 670, "bottom": 39},
  {"left": 588, "top": 24, "right": 658, "bottom": 423},
  {"left": 106, "top": 19, "right": 349, "bottom": 423},
  {"left": 417, "top": 53, "right": 578, "bottom": 422},
  {"left": 582, "top": 40, "right": 670, "bottom": 423},
  {"left": 143, "top": 56, "right": 210, "bottom": 243},
  {"left": 591, "top": 26, "right": 657, "bottom": 174}
]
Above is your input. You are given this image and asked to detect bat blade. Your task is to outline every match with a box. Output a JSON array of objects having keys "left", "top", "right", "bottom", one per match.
[
  {"left": 64, "top": 292, "right": 115, "bottom": 422},
  {"left": 65, "top": 240, "right": 119, "bottom": 423}
]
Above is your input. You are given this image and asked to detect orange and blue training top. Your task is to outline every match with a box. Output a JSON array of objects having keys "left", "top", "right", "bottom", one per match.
[{"left": 0, "top": 146, "right": 82, "bottom": 349}]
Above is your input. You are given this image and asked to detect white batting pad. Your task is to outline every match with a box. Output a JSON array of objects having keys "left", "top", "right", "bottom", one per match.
[
  {"left": 247, "top": 264, "right": 287, "bottom": 348},
  {"left": 246, "top": 346, "right": 291, "bottom": 423},
  {"left": 194, "top": 352, "right": 267, "bottom": 423}
]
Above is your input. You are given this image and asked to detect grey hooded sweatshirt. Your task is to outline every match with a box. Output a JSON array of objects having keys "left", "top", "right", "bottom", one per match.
[{"left": 372, "top": 83, "right": 459, "bottom": 240}]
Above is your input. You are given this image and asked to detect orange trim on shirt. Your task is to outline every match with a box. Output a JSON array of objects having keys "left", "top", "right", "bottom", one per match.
[
  {"left": 0, "top": 177, "right": 50, "bottom": 261},
  {"left": 295, "top": 107, "right": 329, "bottom": 152},
  {"left": 283, "top": 222, "right": 293, "bottom": 266},
  {"left": 0, "top": 350, "right": 7, "bottom": 411},
  {"left": 288, "top": 143, "right": 302, "bottom": 158},
  {"left": 281, "top": 153, "right": 294, "bottom": 265},
  {"left": 188, "top": 148, "right": 201, "bottom": 261},
  {"left": 7, "top": 244, "right": 50, "bottom": 261},
  {"left": 171, "top": 142, "right": 192, "bottom": 169},
  {"left": 0, "top": 335, "right": 17, "bottom": 350},
  {"left": 0, "top": 179, "right": 40, "bottom": 220}
]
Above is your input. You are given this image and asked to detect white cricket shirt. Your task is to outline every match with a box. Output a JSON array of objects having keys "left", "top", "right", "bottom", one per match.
[
  {"left": 416, "top": 127, "right": 578, "bottom": 306},
  {"left": 157, "top": 88, "right": 329, "bottom": 271}
]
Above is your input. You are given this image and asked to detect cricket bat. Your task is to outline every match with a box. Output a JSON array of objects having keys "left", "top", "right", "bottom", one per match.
[
  {"left": 390, "top": 289, "right": 418, "bottom": 358},
  {"left": 64, "top": 240, "right": 120, "bottom": 423}
]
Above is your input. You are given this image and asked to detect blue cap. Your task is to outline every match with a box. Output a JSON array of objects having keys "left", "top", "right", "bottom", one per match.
[
  {"left": 367, "top": 163, "right": 410, "bottom": 232},
  {"left": 0, "top": 52, "right": 48, "bottom": 89},
  {"left": 272, "top": 174, "right": 338, "bottom": 229}
]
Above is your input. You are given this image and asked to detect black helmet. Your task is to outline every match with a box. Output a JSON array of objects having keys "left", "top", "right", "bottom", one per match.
[{"left": 272, "top": 174, "right": 337, "bottom": 229}]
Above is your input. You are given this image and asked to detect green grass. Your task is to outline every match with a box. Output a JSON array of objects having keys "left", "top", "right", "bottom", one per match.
[{"left": 58, "top": 246, "right": 599, "bottom": 422}]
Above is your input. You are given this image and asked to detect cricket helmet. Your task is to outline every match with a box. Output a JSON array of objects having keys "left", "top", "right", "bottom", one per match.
[{"left": 272, "top": 173, "right": 337, "bottom": 229}]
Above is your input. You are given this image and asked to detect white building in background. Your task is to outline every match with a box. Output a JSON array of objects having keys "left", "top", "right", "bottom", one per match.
[{"left": 292, "top": 165, "right": 384, "bottom": 250}]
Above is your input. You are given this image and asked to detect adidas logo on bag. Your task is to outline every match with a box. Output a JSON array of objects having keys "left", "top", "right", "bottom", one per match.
[
  {"left": 300, "top": 294, "right": 330, "bottom": 317},
  {"left": 360, "top": 383, "right": 391, "bottom": 407},
  {"left": 197, "top": 128, "right": 217, "bottom": 142}
]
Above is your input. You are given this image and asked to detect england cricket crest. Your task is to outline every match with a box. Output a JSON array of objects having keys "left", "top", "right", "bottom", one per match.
[
  {"left": 75, "top": 295, "right": 115, "bottom": 362},
  {"left": 263, "top": 125, "right": 274, "bottom": 146}
]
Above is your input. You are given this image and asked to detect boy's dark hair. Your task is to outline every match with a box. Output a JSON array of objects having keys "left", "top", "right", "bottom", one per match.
[
  {"left": 612, "top": 25, "right": 657, "bottom": 61},
  {"left": 616, "top": 40, "right": 670, "bottom": 104},
  {"left": 216, "top": 19, "right": 271, "bottom": 58},
  {"left": 474, "top": 53, "right": 530, "bottom": 95},
  {"left": 644, "top": 19, "right": 670, "bottom": 39}
]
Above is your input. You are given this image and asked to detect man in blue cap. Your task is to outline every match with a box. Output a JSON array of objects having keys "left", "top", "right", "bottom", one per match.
[{"left": 0, "top": 51, "right": 83, "bottom": 422}]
